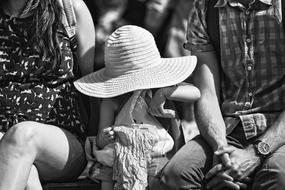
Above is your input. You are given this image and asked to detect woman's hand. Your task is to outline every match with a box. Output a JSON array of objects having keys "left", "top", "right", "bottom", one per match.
[
  {"left": 96, "top": 127, "right": 116, "bottom": 148},
  {"left": 148, "top": 87, "right": 176, "bottom": 118}
]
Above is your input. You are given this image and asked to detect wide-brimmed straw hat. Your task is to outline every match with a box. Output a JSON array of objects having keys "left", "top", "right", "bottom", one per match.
[{"left": 74, "top": 25, "right": 197, "bottom": 98}]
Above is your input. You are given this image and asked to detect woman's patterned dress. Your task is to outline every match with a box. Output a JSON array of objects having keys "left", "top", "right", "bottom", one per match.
[{"left": 0, "top": 10, "right": 86, "bottom": 141}]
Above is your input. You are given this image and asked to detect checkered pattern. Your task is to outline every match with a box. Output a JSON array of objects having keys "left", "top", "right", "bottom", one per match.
[{"left": 186, "top": 0, "right": 285, "bottom": 139}]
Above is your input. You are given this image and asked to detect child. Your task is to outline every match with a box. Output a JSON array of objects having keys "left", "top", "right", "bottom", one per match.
[{"left": 74, "top": 25, "right": 200, "bottom": 190}]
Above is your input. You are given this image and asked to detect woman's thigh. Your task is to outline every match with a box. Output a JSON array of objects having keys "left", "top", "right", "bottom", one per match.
[{"left": 26, "top": 122, "right": 86, "bottom": 182}]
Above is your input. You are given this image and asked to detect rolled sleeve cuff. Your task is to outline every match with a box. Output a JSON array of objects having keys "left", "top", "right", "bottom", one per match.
[{"left": 183, "top": 42, "right": 215, "bottom": 52}]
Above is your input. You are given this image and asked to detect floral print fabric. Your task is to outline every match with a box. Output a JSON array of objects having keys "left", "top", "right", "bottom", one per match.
[{"left": 0, "top": 11, "right": 86, "bottom": 140}]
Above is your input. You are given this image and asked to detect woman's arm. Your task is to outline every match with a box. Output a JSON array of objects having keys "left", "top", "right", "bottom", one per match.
[
  {"left": 73, "top": 0, "right": 95, "bottom": 75},
  {"left": 72, "top": 0, "right": 97, "bottom": 136}
]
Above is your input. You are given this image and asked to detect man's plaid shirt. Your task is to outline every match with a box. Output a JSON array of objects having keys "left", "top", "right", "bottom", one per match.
[{"left": 185, "top": 0, "right": 285, "bottom": 139}]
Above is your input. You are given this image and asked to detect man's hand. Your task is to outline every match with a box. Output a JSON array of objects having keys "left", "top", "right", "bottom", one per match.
[
  {"left": 205, "top": 145, "right": 261, "bottom": 189},
  {"left": 205, "top": 147, "right": 242, "bottom": 190}
]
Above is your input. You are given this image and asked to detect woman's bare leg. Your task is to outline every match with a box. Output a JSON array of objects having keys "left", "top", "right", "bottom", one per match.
[
  {"left": 0, "top": 121, "right": 86, "bottom": 190},
  {"left": 25, "top": 165, "right": 42, "bottom": 190},
  {"left": 0, "top": 132, "right": 42, "bottom": 190}
]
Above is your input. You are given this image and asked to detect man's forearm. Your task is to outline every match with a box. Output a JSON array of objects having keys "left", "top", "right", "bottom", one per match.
[
  {"left": 259, "top": 110, "right": 285, "bottom": 152},
  {"left": 195, "top": 93, "right": 228, "bottom": 151},
  {"left": 193, "top": 51, "right": 228, "bottom": 151}
]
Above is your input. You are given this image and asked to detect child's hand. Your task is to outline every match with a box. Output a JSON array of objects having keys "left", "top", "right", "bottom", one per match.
[
  {"left": 148, "top": 88, "right": 176, "bottom": 118},
  {"left": 95, "top": 144, "right": 115, "bottom": 167},
  {"left": 97, "top": 127, "right": 116, "bottom": 148}
]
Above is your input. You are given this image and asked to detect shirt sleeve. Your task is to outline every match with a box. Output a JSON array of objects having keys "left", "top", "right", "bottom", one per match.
[{"left": 184, "top": 0, "right": 214, "bottom": 53}]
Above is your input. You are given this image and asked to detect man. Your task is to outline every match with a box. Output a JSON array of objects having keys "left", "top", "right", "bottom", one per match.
[{"left": 157, "top": 0, "right": 285, "bottom": 189}]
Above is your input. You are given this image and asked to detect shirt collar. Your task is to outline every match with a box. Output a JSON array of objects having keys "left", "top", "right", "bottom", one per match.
[{"left": 214, "top": 0, "right": 282, "bottom": 22}]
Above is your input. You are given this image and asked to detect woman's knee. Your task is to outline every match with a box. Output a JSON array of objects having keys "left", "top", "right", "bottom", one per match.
[{"left": 2, "top": 121, "right": 41, "bottom": 156}]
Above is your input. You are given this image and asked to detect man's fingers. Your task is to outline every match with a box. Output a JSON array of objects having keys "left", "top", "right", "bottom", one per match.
[
  {"left": 206, "top": 171, "right": 234, "bottom": 188},
  {"left": 205, "top": 164, "right": 223, "bottom": 179},
  {"left": 215, "top": 146, "right": 236, "bottom": 155},
  {"left": 217, "top": 172, "right": 234, "bottom": 181},
  {"left": 211, "top": 180, "right": 240, "bottom": 190},
  {"left": 220, "top": 153, "right": 232, "bottom": 168},
  {"left": 235, "top": 182, "right": 248, "bottom": 189},
  {"left": 240, "top": 177, "right": 252, "bottom": 183}
]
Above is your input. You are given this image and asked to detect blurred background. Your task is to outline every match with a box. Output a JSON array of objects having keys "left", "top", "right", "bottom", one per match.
[{"left": 83, "top": 0, "right": 191, "bottom": 70}]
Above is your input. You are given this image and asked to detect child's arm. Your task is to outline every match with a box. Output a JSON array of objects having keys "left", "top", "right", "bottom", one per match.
[
  {"left": 148, "top": 82, "right": 201, "bottom": 118},
  {"left": 96, "top": 98, "right": 118, "bottom": 149},
  {"left": 162, "top": 82, "right": 201, "bottom": 102}
]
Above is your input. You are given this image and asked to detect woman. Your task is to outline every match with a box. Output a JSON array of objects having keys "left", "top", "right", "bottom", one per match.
[{"left": 0, "top": 0, "right": 95, "bottom": 189}]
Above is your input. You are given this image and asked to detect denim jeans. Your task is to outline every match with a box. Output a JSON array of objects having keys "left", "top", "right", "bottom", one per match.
[{"left": 152, "top": 125, "right": 285, "bottom": 190}]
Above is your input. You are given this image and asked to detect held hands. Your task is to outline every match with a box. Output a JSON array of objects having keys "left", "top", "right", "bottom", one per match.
[
  {"left": 205, "top": 145, "right": 261, "bottom": 190},
  {"left": 148, "top": 87, "right": 176, "bottom": 118}
]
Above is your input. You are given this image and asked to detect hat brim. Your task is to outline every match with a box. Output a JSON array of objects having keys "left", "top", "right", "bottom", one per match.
[{"left": 74, "top": 56, "right": 197, "bottom": 98}]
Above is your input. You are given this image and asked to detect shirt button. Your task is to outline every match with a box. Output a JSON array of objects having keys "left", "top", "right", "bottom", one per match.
[
  {"left": 246, "top": 38, "right": 251, "bottom": 43},
  {"left": 248, "top": 66, "right": 252, "bottom": 71},
  {"left": 245, "top": 102, "right": 251, "bottom": 108},
  {"left": 249, "top": 92, "right": 253, "bottom": 97},
  {"left": 245, "top": 10, "right": 250, "bottom": 15}
]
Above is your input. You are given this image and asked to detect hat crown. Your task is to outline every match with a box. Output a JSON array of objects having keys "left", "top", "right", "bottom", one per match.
[{"left": 104, "top": 25, "right": 161, "bottom": 77}]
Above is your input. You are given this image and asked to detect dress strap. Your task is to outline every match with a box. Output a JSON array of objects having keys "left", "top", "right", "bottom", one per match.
[{"left": 58, "top": 0, "right": 77, "bottom": 38}]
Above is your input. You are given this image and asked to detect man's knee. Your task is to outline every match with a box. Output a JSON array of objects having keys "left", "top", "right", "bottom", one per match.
[
  {"left": 253, "top": 145, "right": 285, "bottom": 190},
  {"left": 160, "top": 161, "right": 204, "bottom": 190},
  {"left": 157, "top": 137, "right": 212, "bottom": 190}
]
